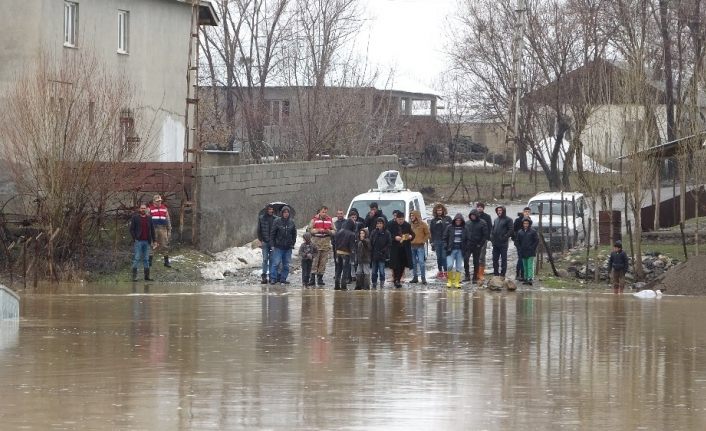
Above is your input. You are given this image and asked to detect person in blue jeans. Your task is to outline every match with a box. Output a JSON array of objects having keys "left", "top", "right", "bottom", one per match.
[
  {"left": 129, "top": 203, "right": 156, "bottom": 282},
  {"left": 257, "top": 204, "right": 277, "bottom": 284},
  {"left": 269, "top": 206, "right": 297, "bottom": 285},
  {"left": 443, "top": 213, "right": 467, "bottom": 288},
  {"left": 370, "top": 218, "right": 391, "bottom": 289}
]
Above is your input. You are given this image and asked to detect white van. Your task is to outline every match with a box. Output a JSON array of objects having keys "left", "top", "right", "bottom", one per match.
[
  {"left": 346, "top": 170, "right": 427, "bottom": 222},
  {"left": 527, "top": 191, "right": 587, "bottom": 248}
]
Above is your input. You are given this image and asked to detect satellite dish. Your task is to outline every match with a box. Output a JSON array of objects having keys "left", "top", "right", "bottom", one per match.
[{"left": 376, "top": 170, "right": 404, "bottom": 191}]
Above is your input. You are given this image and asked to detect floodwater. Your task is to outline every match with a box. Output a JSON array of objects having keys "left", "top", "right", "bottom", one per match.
[{"left": 2, "top": 284, "right": 706, "bottom": 430}]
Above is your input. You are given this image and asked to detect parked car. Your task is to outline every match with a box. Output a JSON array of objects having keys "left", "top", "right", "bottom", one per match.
[
  {"left": 346, "top": 170, "right": 428, "bottom": 223},
  {"left": 527, "top": 192, "right": 586, "bottom": 248}
]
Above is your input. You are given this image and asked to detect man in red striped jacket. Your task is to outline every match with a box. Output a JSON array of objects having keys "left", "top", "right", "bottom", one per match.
[
  {"left": 149, "top": 194, "right": 172, "bottom": 268},
  {"left": 307, "top": 206, "right": 336, "bottom": 286}
]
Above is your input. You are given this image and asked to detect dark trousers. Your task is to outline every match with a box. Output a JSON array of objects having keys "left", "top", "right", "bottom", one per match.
[
  {"left": 392, "top": 266, "right": 405, "bottom": 283},
  {"left": 471, "top": 246, "right": 481, "bottom": 280},
  {"left": 463, "top": 249, "right": 471, "bottom": 277},
  {"left": 492, "top": 243, "right": 509, "bottom": 276},
  {"left": 335, "top": 254, "right": 351, "bottom": 287},
  {"left": 515, "top": 244, "right": 524, "bottom": 279},
  {"left": 301, "top": 259, "right": 313, "bottom": 284}
]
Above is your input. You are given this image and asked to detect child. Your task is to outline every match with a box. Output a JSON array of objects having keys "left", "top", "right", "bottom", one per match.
[
  {"left": 298, "top": 232, "right": 318, "bottom": 287},
  {"left": 608, "top": 240, "right": 629, "bottom": 293},
  {"left": 355, "top": 229, "right": 372, "bottom": 290},
  {"left": 515, "top": 218, "right": 538, "bottom": 285},
  {"left": 370, "top": 218, "right": 391, "bottom": 289}
]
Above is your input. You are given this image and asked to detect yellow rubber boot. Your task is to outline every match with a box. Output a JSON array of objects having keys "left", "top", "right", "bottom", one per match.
[
  {"left": 456, "top": 271, "right": 462, "bottom": 288},
  {"left": 447, "top": 271, "right": 455, "bottom": 288}
]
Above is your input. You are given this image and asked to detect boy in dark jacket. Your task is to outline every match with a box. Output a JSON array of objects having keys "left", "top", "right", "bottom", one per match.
[
  {"left": 333, "top": 219, "right": 357, "bottom": 290},
  {"left": 370, "top": 218, "right": 391, "bottom": 289},
  {"left": 608, "top": 240, "right": 629, "bottom": 293},
  {"left": 298, "top": 232, "right": 318, "bottom": 287},
  {"left": 491, "top": 206, "right": 514, "bottom": 277},
  {"left": 516, "top": 218, "right": 539, "bottom": 285},
  {"left": 513, "top": 207, "right": 533, "bottom": 281},
  {"left": 257, "top": 204, "right": 277, "bottom": 284},
  {"left": 355, "top": 229, "right": 372, "bottom": 290},
  {"left": 270, "top": 206, "right": 297, "bottom": 285}
]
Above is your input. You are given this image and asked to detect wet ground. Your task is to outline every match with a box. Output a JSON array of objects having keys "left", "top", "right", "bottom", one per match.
[{"left": 2, "top": 283, "right": 706, "bottom": 430}]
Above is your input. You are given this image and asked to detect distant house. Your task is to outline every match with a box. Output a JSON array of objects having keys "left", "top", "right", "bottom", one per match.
[
  {"left": 527, "top": 59, "right": 706, "bottom": 165},
  {"left": 454, "top": 117, "right": 507, "bottom": 156},
  {"left": 0, "top": 0, "right": 219, "bottom": 162},
  {"left": 199, "top": 85, "right": 442, "bottom": 159}
]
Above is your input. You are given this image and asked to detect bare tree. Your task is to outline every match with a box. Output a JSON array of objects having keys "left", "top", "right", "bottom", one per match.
[{"left": 0, "top": 50, "right": 151, "bottom": 278}]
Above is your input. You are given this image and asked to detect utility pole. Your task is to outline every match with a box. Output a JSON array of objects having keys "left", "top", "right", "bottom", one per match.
[{"left": 505, "top": 0, "right": 527, "bottom": 200}]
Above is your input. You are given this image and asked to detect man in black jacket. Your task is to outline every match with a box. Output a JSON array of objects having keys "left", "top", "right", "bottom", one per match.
[
  {"left": 491, "top": 206, "right": 513, "bottom": 277},
  {"left": 430, "top": 203, "right": 452, "bottom": 280},
  {"left": 333, "top": 219, "right": 357, "bottom": 290},
  {"left": 365, "top": 202, "right": 388, "bottom": 231},
  {"left": 388, "top": 212, "right": 415, "bottom": 288},
  {"left": 130, "top": 203, "right": 157, "bottom": 282},
  {"left": 370, "top": 217, "right": 391, "bottom": 289},
  {"left": 465, "top": 209, "right": 488, "bottom": 284},
  {"left": 513, "top": 207, "right": 533, "bottom": 281},
  {"left": 257, "top": 204, "right": 277, "bottom": 284},
  {"left": 475, "top": 202, "right": 493, "bottom": 282},
  {"left": 269, "top": 206, "right": 297, "bottom": 285}
]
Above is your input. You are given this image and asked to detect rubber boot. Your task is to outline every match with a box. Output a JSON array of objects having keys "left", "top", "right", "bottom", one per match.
[
  {"left": 164, "top": 255, "right": 172, "bottom": 268},
  {"left": 144, "top": 268, "right": 153, "bottom": 281},
  {"left": 421, "top": 276, "right": 427, "bottom": 285},
  {"left": 456, "top": 272, "right": 462, "bottom": 289},
  {"left": 261, "top": 274, "right": 268, "bottom": 284},
  {"left": 148, "top": 255, "right": 153, "bottom": 267},
  {"left": 410, "top": 276, "right": 419, "bottom": 284},
  {"left": 478, "top": 265, "right": 485, "bottom": 283},
  {"left": 132, "top": 268, "right": 138, "bottom": 282},
  {"left": 447, "top": 271, "right": 454, "bottom": 288},
  {"left": 372, "top": 282, "right": 377, "bottom": 289},
  {"left": 463, "top": 271, "right": 471, "bottom": 282},
  {"left": 334, "top": 279, "right": 341, "bottom": 290},
  {"left": 317, "top": 274, "right": 325, "bottom": 286}
]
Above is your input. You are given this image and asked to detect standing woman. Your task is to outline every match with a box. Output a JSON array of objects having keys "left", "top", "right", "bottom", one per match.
[
  {"left": 516, "top": 218, "right": 539, "bottom": 285},
  {"left": 388, "top": 212, "right": 415, "bottom": 288}
]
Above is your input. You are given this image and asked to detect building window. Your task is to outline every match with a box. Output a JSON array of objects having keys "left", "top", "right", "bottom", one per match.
[
  {"left": 64, "top": 2, "right": 79, "bottom": 47},
  {"left": 118, "top": 10, "right": 129, "bottom": 54},
  {"left": 120, "top": 109, "right": 140, "bottom": 153}
]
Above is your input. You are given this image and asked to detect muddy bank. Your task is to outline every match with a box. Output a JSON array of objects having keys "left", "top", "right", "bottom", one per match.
[{"left": 648, "top": 255, "right": 706, "bottom": 295}]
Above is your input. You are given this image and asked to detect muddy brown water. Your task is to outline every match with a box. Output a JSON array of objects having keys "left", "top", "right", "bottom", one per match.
[{"left": 2, "top": 284, "right": 706, "bottom": 430}]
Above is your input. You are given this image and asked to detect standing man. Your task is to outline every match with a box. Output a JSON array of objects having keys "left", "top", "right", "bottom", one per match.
[
  {"left": 443, "top": 213, "right": 466, "bottom": 289},
  {"left": 365, "top": 202, "right": 387, "bottom": 231},
  {"left": 490, "top": 206, "right": 514, "bottom": 278},
  {"left": 464, "top": 209, "right": 488, "bottom": 284},
  {"left": 475, "top": 202, "right": 493, "bottom": 283},
  {"left": 608, "top": 240, "right": 629, "bottom": 293},
  {"left": 308, "top": 206, "right": 336, "bottom": 286},
  {"left": 269, "top": 206, "right": 297, "bottom": 285},
  {"left": 129, "top": 203, "right": 156, "bottom": 282},
  {"left": 257, "top": 204, "right": 277, "bottom": 284},
  {"left": 333, "top": 220, "right": 357, "bottom": 290},
  {"left": 429, "top": 203, "right": 451, "bottom": 280},
  {"left": 513, "top": 207, "right": 533, "bottom": 281},
  {"left": 409, "top": 210, "right": 431, "bottom": 284},
  {"left": 149, "top": 194, "right": 172, "bottom": 268},
  {"left": 332, "top": 209, "right": 346, "bottom": 281},
  {"left": 388, "top": 212, "right": 415, "bottom": 288}
]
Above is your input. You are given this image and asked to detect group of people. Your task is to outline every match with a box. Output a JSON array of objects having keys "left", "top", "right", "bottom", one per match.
[
  {"left": 429, "top": 203, "right": 539, "bottom": 288},
  {"left": 257, "top": 201, "right": 543, "bottom": 290}
]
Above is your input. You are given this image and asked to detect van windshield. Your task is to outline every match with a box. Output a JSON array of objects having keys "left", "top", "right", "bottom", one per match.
[
  {"left": 350, "top": 200, "right": 405, "bottom": 219},
  {"left": 529, "top": 200, "right": 574, "bottom": 216}
]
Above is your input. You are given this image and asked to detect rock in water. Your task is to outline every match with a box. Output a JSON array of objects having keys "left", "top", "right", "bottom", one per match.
[
  {"left": 488, "top": 277, "right": 504, "bottom": 291},
  {"left": 504, "top": 279, "right": 517, "bottom": 291}
]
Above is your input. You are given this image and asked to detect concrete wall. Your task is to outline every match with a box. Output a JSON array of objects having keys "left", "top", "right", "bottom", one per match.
[
  {"left": 196, "top": 156, "right": 399, "bottom": 252},
  {"left": 0, "top": 0, "right": 195, "bottom": 162}
]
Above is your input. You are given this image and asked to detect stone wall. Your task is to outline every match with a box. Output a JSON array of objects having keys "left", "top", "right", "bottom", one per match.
[{"left": 195, "top": 156, "right": 398, "bottom": 252}]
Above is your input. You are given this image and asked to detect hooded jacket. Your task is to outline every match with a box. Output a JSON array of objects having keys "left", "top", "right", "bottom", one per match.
[
  {"left": 516, "top": 225, "right": 539, "bottom": 258},
  {"left": 444, "top": 213, "right": 468, "bottom": 252},
  {"left": 356, "top": 233, "right": 372, "bottom": 264},
  {"left": 429, "top": 204, "right": 452, "bottom": 242},
  {"left": 464, "top": 209, "right": 488, "bottom": 251},
  {"left": 491, "top": 206, "right": 514, "bottom": 246},
  {"left": 257, "top": 210, "right": 277, "bottom": 243},
  {"left": 370, "top": 218, "right": 391, "bottom": 261},
  {"left": 477, "top": 210, "right": 492, "bottom": 241},
  {"left": 334, "top": 219, "right": 357, "bottom": 254},
  {"left": 410, "top": 210, "right": 431, "bottom": 246},
  {"left": 271, "top": 206, "right": 297, "bottom": 249}
]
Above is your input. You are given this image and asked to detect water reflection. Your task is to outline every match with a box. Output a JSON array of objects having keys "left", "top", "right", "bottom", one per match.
[{"left": 2, "top": 287, "right": 706, "bottom": 429}]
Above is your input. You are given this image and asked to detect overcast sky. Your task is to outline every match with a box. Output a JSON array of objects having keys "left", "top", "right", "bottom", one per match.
[{"left": 357, "top": 0, "right": 458, "bottom": 92}]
